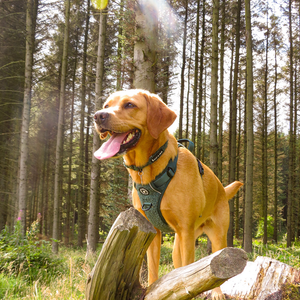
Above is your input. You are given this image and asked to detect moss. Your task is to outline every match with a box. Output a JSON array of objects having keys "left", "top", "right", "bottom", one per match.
[{"left": 281, "top": 282, "right": 300, "bottom": 300}]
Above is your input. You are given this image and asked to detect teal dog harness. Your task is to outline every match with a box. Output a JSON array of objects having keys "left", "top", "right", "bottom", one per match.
[{"left": 124, "top": 139, "right": 203, "bottom": 232}]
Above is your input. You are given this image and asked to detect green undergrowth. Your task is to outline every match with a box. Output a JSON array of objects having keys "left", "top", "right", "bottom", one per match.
[{"left": 1, "top": 227, "right": 299, "bottom": 299}]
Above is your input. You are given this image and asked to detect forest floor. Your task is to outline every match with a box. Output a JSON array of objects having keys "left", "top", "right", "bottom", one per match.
[{"left": 0, "top": 235, "right": 299, "bottom": 299}]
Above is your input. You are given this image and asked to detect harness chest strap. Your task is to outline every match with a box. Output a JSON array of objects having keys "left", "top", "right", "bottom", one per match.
[
  {"left": 134, "top": 154, "right": 178, "bottom": 233},
  {"left": 124, "top": 140, "right": 204, "bottom": 233}
]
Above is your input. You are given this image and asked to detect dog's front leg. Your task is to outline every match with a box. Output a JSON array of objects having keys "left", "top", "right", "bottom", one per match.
[
  {"left": 178, "top": 229, "right": 195, "bottom": 266},
  {"left": 147, "top": 228, "right": 162, "bottom": 285},
  {"left": 172, "top": 233, "right": 182, "bottom": 268}
]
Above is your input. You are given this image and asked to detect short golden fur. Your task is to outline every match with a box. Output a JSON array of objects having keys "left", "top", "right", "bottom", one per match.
[{"left": 94, "top": 89, "right": 243, "bottom": 298}]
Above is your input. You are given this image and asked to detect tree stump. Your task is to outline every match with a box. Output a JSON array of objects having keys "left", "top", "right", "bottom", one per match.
[
  {"left": 86, "top": 207, "right": 157, "bottom": 300},
  {"left": 220, "top": 256, "right": 300, "bottom": 299}
]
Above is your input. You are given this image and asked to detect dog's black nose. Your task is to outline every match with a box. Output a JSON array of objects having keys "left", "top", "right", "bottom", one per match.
[{"left": 94, "top": 111, "right": 109, "bottom": 124}]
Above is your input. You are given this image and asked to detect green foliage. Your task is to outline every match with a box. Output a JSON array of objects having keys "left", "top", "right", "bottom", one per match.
[
  {"left": 0, "top": 220, "right": 66, "bottom": 284},
  {"left": 256, "top": 215, "right": 274, "bottom": 238},
  {"left": 0, "top": 273, "right": 27, "bottom": 300},
  {"left": 281, "top": 283, "right": 300, "bottom": 300},
  {"left": 249, "top": 240, "right": 300, "bottom": 269}
]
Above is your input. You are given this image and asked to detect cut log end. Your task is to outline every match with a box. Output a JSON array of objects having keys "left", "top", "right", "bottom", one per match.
[
  {"left": 211, "top": 247, "right": 248, "bottom": 279},
  {"left": 115, "top": 207, "right": 157, "bottom": 234}
]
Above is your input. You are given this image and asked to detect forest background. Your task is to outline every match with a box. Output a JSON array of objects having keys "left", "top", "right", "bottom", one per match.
[{"left": 0, "top": 0, "right": 300, "bottom": 262}]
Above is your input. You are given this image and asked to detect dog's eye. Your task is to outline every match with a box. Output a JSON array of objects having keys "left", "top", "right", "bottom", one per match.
[
  {"left": 104, "top": 104, "right": 109, "bottom": 109},
  {"left": 124, "top": 102, "right": 136, "bottom": 109}
]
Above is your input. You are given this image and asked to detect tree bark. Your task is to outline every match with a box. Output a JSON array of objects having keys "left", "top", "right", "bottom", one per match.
[
  {"left": 210, "top": 0, "right": 219, "bottom": 174},
  {"left": 287, "top": 0, "right": 294, "bottom": 247},
  {"left": 87, "top": 9, "right": 107, "bottom": 254},
  {"left": 52, "top": 0, "right": 70, "bottom": 254},
  {"left": 78, "top": 0, "right": 90, "bottom": 248},
  {"left": 272, "top": 19, "right": 278, "bottom": 242},
  {"left": 221, "top": 256, "right": 300, "bottom": 299},
  {"left": 244, "top": 0, "right": 254, "bottom": 253},
  {"left": 191, "top": 0, "right": 200, "bottom": 152},
  {"left": 218, "top": 0, "right": 225, "bottom": 180},
  {"left": 86, "top": 208, "right": 157, "bottom": 300},
  {"left": 228, "top": 0, "right": 241, "bottom": 247},
  {"left": 196, "top": 0, "right": 206, "bottom": 159},
  {"left": 179, "top": 0, "right": 188, "bottom": 139},
  {"left": 133, "top": 0, "right": 157, "bottom": 93},
  {"left": 262, "top": 7, "right": 269, "bottom": 245},
  {"left": 18, "top": 0, "right": 38, "bottom": 235},
  {"left": 145, "top": 248, "right": 247, "bottom": 300}
]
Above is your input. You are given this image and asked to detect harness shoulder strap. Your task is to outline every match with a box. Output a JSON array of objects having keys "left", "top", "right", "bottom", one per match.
[{"left": 177, "top": 139, "right": 204, "bottom": 177}]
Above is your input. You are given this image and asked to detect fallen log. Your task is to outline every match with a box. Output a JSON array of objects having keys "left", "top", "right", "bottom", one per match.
[
  {"left": 144, "top": 247, "right": 248, "bottom": 300},
  {"left": 220, "top": 256, "right": 300, "bottom": 299},
  {"left": 86, "top": 208, "right": 248, "bottom": 300}
]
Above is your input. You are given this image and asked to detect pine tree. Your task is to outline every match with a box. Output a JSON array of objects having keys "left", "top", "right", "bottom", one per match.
[
  {"left": 244, "top": 0, "right": 254, "bottom": 253},
  {"left": 52, "top": 0, "right": 70, "bottom": 254},
  {"left": 88, "top": 9, "right": 107, "bottom": 254},
  {"left": 18, "top": 0, "right": 38, "bottom": 235}
]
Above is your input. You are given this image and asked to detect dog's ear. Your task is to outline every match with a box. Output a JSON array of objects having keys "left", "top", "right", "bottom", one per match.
[{"left": 143, "top": 92, "right": 177, "bottom": 139}]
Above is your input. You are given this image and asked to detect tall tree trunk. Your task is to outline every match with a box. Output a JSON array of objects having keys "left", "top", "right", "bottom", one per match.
[
  {"left": 235, "top": 92, "right": 242, "bottom": 239},
  {"left": 287, "top": 0, "right": 294, "bottom": 248},
  {"left": 202, "top": 68, "right": 207, "bottom": 163},
  {"left": 65, "top": 27, "right": 79, "bottom": 246},
  {"left": 192, "top": 0, "right": 200, "bottom": 152},
  {"left": 292, "top": 59, "right": 298, "bottom": 242},
  {"left": 52, "top": 0, "right": 70, "bottom": 254},
  {"left": 244, "top": 0, "right": 254, "bottom": 253},
  {"left": 116, "top": 0, "right": 124, "bottom": 91},
  {"left": 273, "top": 26, "right": 278, "bottom": 243},
  {"left": 262, "top": 5, "right": 269, "bottom": 245},
  {"left": 185, "top": 39, "right": 193, "bottom": 139},
  {"left": 218, "top": 0, "right": 225, "bottom": 180},
  {"left": 78, "top": 0, "right": 90, "bottom": 248},
  {"left": 179, "top": 0, "right": 188, "bottom": 139},
  {"left": 197, "top": 0, "right": 206, "bottom": 159},
  {"left": 84, "top": 92, "right": 92, "bottom": 230},
  {"left": 18, "top": 0, "right": 38, "bottom": 235},
  {"left": 133, "top": 0, "right": 157, "bottom": 93},
  {"left": 210, "top": 0, "right": 219, "bottom": 174},
  {"left": 87, "top": 9, "right": 107, "bottom": 254},
  {"left": 228, "top": 0, "right": 241, "bottom": 247}
]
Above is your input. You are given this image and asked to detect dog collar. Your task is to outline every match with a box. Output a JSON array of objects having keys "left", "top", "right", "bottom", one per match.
[{"left": 124, "top": 140, "right": 169, "bottom": 172}]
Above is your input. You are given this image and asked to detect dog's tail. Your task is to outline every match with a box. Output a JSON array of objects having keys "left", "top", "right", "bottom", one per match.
[{"left": 225, "top": 181, "right": 243, "bottom": 201}]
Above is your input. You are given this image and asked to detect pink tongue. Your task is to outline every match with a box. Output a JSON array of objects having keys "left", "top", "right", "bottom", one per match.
[{"left": 94, "top": 132, "right": 128, "bottom": 160}]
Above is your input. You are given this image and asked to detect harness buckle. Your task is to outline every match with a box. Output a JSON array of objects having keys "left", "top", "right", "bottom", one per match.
[
  {"left": 142, "top": 203, "right": 153, "bottom": 211},
  {"left": 167, "top": 167, "right": 175, "bottom": 178}
]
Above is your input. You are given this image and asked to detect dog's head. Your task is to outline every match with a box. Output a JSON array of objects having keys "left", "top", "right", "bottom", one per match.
[{"left": 93, "top": 89, "right": 177, "bottom": 160}]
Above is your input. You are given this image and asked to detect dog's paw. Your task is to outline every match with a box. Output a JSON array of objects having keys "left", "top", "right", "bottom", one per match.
[{"left": 211, "top": 287, "right": 226, "bottom": 300}]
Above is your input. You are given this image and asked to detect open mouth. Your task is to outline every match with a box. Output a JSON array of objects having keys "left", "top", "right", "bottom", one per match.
[
  {"left": 94, "top": 129, "right": 141, "bottom": 160},
  {"left": 117, "top": 129, "right": 141, "bottom": 156}
]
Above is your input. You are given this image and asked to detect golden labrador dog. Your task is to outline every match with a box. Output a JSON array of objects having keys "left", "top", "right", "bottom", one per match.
[{"left": 94, "top": 89, "right": 243, "bottom": 298}]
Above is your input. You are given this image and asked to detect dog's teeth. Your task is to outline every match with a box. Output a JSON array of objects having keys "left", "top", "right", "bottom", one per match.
[{"left": 123, "top": 132, "right": 134, "bottom": 144}]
